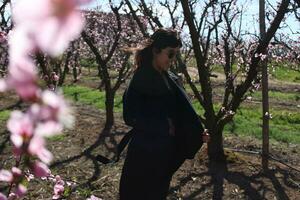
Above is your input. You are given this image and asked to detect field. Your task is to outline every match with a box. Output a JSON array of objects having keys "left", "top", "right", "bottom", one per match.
[{"left": 0, "top": 66, "right": 299, "bottom": 199}]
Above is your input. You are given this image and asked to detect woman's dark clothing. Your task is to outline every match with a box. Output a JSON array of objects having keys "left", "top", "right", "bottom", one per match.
[{"left": 120, "top": 65, "right": 204, "bottom": 200}]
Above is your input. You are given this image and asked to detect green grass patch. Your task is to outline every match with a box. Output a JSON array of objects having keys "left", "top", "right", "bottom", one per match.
[
  {"left": 192, "top": 100, "right": 300, "bottom": 144},
  {"left": 62, "top": 85, "right": 300, "bottom": 144},
  {"left": 62, "top": 85, "right": 123, "bottom": 112},
  {"left": 224, "top": 106, "right": 300, "bottom": 144},
  {"left": 76, "top": 187, "right": 92, "bottom": 198},
  {"left": 80, "top": 58, "right": 97, "bottom": 69},
  {"left": 250, "top": 90, "right": 300, "bottom": 102},
  {"left": 270, "top": 64, "right": 300, "bottom": 83},
  {"left": 47, "top": 134, "right": 66, "bottom": 142},
  {"left": 188, "top": 58, "right": 300, "bottom": 83},
  {"left": 0, "top": 110, "right": 11, "bottom": 122}
]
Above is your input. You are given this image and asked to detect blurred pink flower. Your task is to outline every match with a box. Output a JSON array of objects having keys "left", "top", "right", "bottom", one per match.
[
  {"left": 15, "top": 184, "right": 27, "bottom": 198},
  {"left": 11, "top": 167, "right": 22, "bottom": 178},
  {"left": 41, "top": 91, "right": 74, "bottom": 128},
  {"left": 35, "top": 121, "right": 63, "bottom": 137},
  {"left": 7, "top": 193, "right": 17, "bottom": 200},
  {"left": 0, "top": 170, "right": 13, "bottom": 182},
  {"left": 77, "top": 0, "right": 92, "bottom": 3},
  {"left": 32, "top": 161, "right": 51, "bottom": 178},
  {"left": 53, "top": 176, "right": 65, "bottom": 200},
  {"left": 0, "top": 193, "right": 7, "bottom": 200},
  {"left": 7, "top": 111, "right": 34, "bottom": 148},
  {"left": 12, "top": 0, "right": 87, "bottom": 56},
  {"left": 0, "top": 79, "right": 8, "bottom": 92},
  {"left": 6, "top": 58, "right": 39, "bottom": 101},
  {"left": 8, "top": 28, "right": 35, "bottom": 61},
  {"left": 0, "top": 167, "right": 22, "bottom": 183},
  {"left": 87, "top": 195, "right": 103, "bottom": 200},
  {"left": 28, "top": 136, "right": 53, "bottom": 164}
]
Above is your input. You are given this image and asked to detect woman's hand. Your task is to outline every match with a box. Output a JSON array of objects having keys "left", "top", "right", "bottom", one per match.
[{"left": 202, "top": 129, "right": 210, "bottom": 143}]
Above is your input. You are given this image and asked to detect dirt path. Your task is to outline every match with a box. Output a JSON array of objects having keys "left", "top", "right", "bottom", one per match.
[{"left": 1, "top": 97, "right": 299, "bottom": 199}]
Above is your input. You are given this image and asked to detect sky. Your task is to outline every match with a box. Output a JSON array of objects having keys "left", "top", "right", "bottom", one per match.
[
  {"left": 81, "top": 0, "right": 299, "bottom": 40},
  {"left": 4, "top": 0, "right": 299, "bottom": 40}
]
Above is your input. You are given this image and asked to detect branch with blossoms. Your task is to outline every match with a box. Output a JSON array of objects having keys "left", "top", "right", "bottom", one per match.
[
  {"left": 0, "top": 0, "right": 92, "bottom": 199},
  {"left": 271, "top": 35, "right": 300, "bottom": 71},
  {"left": 35, "top": 39, "right": 82, "bottom": 91},
  {"left": 80, "top": 2, "right": 145, "bottom": 130}
]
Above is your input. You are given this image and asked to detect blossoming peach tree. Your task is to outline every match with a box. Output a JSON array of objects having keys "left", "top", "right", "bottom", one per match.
[{"left": 0, "top": 0, "right": 100, "bottom": 199}]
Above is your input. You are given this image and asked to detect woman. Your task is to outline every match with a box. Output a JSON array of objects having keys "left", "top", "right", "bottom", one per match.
[{"left": 120, "top": 29, "right": 209, "bottom": 200}]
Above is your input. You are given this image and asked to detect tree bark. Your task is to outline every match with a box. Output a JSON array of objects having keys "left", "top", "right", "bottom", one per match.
[
  {"left": 104, "top": 90, "right": 115, "bottom": 130},
  {"left": 260, "top": 0, "right": 270, "bottom": 172},
  {"left": 207, "top": 126, "right": 225, "bottom": 162}
]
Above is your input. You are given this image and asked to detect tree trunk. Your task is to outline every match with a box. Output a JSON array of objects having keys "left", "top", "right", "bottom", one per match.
[
  {"left": 104, "top": 90, "right": 115, "bottom": 131},
  {"left": 260, "top": 0, "right": 270, "bottom": 172},
  {"left": 208, "top": 126, "right": 226, "bottom": 162}
]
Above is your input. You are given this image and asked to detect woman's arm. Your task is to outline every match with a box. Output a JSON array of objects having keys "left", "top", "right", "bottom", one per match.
[{"left": 123, "top": 86, "right": 170, "bottom": 134}]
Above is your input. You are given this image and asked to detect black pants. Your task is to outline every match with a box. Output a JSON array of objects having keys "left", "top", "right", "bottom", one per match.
[{"left": 119, "top": 133, "right": 185, "bottom": 200}]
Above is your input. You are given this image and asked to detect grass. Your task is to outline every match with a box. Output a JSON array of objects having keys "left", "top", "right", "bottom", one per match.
[
  {"left": 223, "top": 106, "right": 300, "bottom": 144},
  {"left": 270, "top": 64, "right": 300, "bottom": 83},
  {"left": 62, "top": 85, "right": 123, "bottom": 112},
  {"left": 0, "top": 110, "right": 11, "bottom": 122},
  {"left": 250, "top": 90, "right": 300, "bottom": 102},
  {"left": 62, "top": 84, "right": 300, "bottom": 144},
  {"left": 47, "top": 134, "right": 66, "bottom": 142},
  {"left": 205, "top": 62, "right": 300, "bottom": 83},
  {"left": 198, "top": 100, "right": 299, "bottom": 144}
]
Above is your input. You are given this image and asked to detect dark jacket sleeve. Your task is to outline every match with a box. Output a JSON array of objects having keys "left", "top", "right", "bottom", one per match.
[
  {"left": 167, "top": 71, "right": 204, "bottom": 159},
  {"left": 123, "top": 67, "right": 170, "bottom": 134}
]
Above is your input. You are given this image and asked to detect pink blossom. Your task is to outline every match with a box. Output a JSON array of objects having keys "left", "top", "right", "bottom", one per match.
[
  {"left": 78, "top": 0, "right": 92, "bottom": 3},
  {"left": 54, "top": 184, "right": 64, "bottom": 194},
  {"left": 41, "top": 91, "right": 74, "bottom": 128},
  {"left": 0, "top": 170, "right": 13, "bottom": 182},
  {"left": 0, "top": 80, "right": 8, "bottom": 92},
  {"left": 28, "top": 136, "right": 53, "bottom": 164},
  {"left": 55, "top": 175, "right": 65, "bottom": 185},
  {"left": 11, "top": 167, "right": 22, "bottom": 177},
  {"left": 12, "top": 0, "right": 87, "bottom": 56},
  {"left": 8, "top": 28, "right": 35, "bottom": 61},
  {"left": 7, "top": 193, "right": 17, "bottom": 200},
  {"left": 25, "top": 172, "right": 35, "bottom": 182},
  {"left": 15, "top": 184, "right": 27, "bottom": 198},
  {"left": 87, "top": 195, "right": 103, "bottom": 200},
  {"left": 7, "top": 111, "right": 34, "bottom": 148},
  {"left": 32, "top": 161, "right": 51, "bottom": 178},
  {"left": 6, "top": 58, "right": 39, "bottom": 101},
  {"left": 35, "top": 121, "right": 63, "bottom": 137},
  {"left": 52, "top": 176, "right": 65, "bottom": 200},
  {"left": 0, "top": 168, "right": 22, "bottom": 183},
  {"left": 0, "top": 193, "right": 7, "bottom": 200}
]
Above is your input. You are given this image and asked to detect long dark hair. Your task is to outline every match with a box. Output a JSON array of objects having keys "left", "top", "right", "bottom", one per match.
[{"left": 133, "top": 29, "right": 182, "bottom": 68}]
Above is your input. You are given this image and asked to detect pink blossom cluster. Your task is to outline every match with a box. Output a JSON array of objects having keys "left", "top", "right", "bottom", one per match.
[
  {"left": 52, "top": 175, "right": 66, "bottom": 199},
  {"left": 39, "top": 173, "right": 77, "bottom": 200},
  {"left": 87, "top": 195, "right": 103, "bottom": 200},
  {"left": 80, "top": 9, "right": 145, "bottom": 69},
  {"left": 0, "top": 0, "right": 91, "bottom": 199}
]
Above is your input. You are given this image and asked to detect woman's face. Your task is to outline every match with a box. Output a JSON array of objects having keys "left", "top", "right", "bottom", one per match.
[{"left": 153, "top": 47, "right": 179, "bottom": 72}]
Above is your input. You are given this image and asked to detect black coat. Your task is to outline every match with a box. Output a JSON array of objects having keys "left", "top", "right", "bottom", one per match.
[{"left": 123, "top": 65, "right": 204, "bottom": 159}]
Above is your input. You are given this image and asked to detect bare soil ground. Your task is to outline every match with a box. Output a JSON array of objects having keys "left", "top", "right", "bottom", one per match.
[
  {"left": 0, "top": 92, "right": 300, "bottom": 200},
  {"left": 0, "top": 70, "right": 300, "bottom": 199}
]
